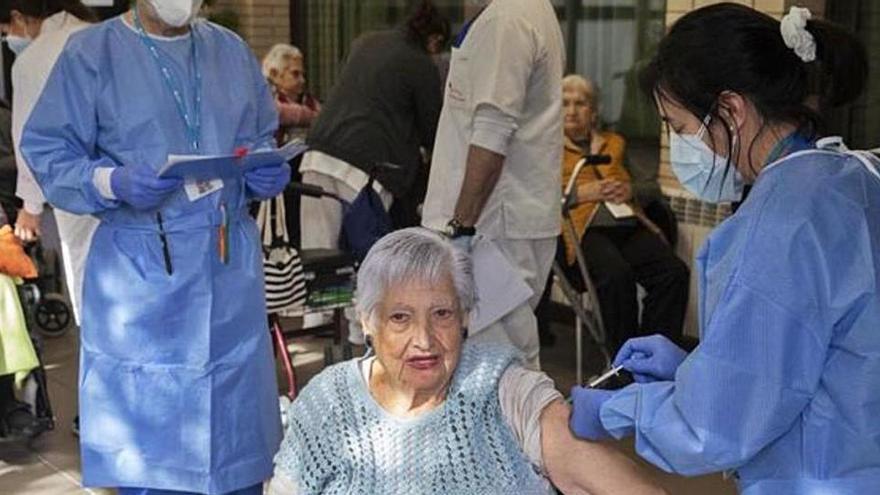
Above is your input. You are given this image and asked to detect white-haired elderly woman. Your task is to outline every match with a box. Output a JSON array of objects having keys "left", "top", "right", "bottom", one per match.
[
  {"left": 262, "top": 43, "right": 321, "bottom": 144},
  {"left": 268, "top": 228, "right": 666, "bottom": 494},
  {"left": 537, "top": 74, "right": 689, "bottom": 356}
]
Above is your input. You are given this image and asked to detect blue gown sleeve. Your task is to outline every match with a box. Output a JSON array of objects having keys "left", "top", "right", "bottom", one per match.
[
  {"left": 600, "top": 284, "right": 830, "bottom": 475},
  {"left": 19, "top": 47, "right": 120, "bottom": 215},
  {"left": 598, "top": 193, "right": 856, "bottom": 475}
]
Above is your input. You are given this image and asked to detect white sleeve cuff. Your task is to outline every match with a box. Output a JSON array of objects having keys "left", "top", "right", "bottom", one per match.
[
  {"left": 93, "top": 167, "right": 117, "bottom": 200},
  {"left": 15, "top": 156, "right": 47, "bottom": 211},
  {"left": 23, "top": 200, "right": 44, "bottom": 216},
  {"left": 470, "top": 104, "right": 518, "bottom": 156}
]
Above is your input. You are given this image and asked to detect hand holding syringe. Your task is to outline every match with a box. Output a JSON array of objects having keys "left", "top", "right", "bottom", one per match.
[{"left": 585, "top": 351, "right": 648, "bottom": 388}]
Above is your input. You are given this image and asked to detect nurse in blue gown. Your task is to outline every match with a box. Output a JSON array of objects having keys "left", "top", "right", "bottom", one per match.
[
  {"left": 19, "top": 1, "right": 288, "bottom": 493},
  {"left": 569, "top": 5, "right": 880, "bottom": 494}
]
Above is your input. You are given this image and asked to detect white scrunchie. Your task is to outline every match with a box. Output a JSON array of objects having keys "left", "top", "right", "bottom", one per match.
[{"left": 780, "top": 6, "right": 816, "bottom": 63}]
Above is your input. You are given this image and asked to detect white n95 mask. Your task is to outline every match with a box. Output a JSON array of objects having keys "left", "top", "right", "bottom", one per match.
[
  {"left": 669, "top": 116, "right": 744, "bottom": 203},
  {"left": 146, "top": 0, "right": 204, "bottom": 28}
]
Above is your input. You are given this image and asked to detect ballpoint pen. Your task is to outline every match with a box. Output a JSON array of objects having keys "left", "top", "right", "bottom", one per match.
[
  {"left": 156, "top": 212, "right": 173, "bottom": 275},
  {"left": 218, "top": 203, "right": 229, "bottom": 264}
]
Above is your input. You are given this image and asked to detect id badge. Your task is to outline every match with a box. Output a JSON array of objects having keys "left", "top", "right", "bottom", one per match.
[{"left": 184, "top": 178, "right": 224, "bottom": 202}]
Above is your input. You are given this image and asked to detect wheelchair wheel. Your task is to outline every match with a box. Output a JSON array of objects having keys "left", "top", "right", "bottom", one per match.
[{"left": 34, "top": 294, "right": 72, "bottom": 338}]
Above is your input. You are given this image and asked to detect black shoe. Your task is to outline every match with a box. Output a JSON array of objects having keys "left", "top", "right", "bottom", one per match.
[
  {"left": 71, "top": 415, "right": 79, "bottom": 437},
  {"left": 1, "top": 401, "right": 38, "bottom": 439}
]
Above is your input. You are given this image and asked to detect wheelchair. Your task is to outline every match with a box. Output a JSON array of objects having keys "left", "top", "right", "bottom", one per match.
[
  {"left": 0, "top": 278, "right": 57, "bottom": 444},
  {"left": 23, "top": 243, "right": 74, "bottom": 338}
]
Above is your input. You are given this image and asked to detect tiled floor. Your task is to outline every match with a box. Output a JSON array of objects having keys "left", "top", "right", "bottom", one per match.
[
  {"left": 0, "top": 326, "right": 113, "bottom": 495},
  {"left": 1, "top": 316, "right": 736, "bottom": 494}
]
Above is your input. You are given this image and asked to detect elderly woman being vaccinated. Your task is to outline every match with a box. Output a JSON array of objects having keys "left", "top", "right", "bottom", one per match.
[{"left": 270, "top": 228, "right": 665, "bottom": 494}]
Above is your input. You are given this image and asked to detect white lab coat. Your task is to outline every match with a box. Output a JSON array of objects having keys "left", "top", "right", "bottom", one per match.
[
  {"left": 12, "top": 12, "right": 97, "bottom": 324},
  {"left": 421, "top": 0, "right": 564, "bottom": 367},
  {"left": 421, "top": 0, "right": 564, "bottom": 240}
]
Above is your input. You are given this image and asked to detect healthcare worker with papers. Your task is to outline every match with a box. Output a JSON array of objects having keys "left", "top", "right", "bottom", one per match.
[{"left": 19, "top": 1, "right": 289, "bottom": 493}]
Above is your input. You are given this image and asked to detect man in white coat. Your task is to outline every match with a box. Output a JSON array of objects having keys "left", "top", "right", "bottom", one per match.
[
  {"left": 421, "top": 0, "right": 564, "bottom": 369},
  {"left": 10, "top": 2, "right": 97, "bottom": 325}
]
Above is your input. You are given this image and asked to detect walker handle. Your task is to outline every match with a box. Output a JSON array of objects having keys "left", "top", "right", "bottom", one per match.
[{"left": 288, "top": 182, "right": 328, "bottom": 198}]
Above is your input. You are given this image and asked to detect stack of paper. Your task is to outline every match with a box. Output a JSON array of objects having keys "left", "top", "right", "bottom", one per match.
[{"left": 158, "top": 141, "right": 308, "bottom": 181}]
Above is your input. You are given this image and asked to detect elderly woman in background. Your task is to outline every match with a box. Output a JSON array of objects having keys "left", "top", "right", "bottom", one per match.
[
  {"left": 539, "top": 74, "right": 689, "bottom": 355},
  {"left": 262, "top": 43, "right": 321, "bottom": 144},
  {"left": 269, "top": 228, "right": 666, "bottom": 495},
  {"left": 262, "top": 43, "right": 320, "bottom": 247}
]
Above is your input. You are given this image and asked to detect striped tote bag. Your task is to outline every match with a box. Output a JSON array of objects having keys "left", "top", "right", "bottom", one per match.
[{"left": 257, "top": 194, "right": 307, "bottom": 314}]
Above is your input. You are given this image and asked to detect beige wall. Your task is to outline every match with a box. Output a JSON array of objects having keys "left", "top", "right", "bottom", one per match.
[
  {"left": 660, "top": 0, "right": 825, "bottom": 193},
  {"left": 214, "top": 0, "right": 290, "bottom": 60}
]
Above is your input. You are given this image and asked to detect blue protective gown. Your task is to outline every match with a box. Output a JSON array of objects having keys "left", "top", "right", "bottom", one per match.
[
  {"left": 20, "top": 18, "right": 281, "bottom": 494},
  {"left": 599, "top": 147, "right": 880, "bottom": 494}
]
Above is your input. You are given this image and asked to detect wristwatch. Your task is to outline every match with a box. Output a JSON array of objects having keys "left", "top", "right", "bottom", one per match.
[{"left": 445, "top": 218, "right": 476, "bottom": 239}]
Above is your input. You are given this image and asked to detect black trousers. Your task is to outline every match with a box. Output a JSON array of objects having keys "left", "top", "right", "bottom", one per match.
[
  {"left": 0, "top": 374, "right": 15, "bottom": 415},
  {"left": 538, "top": 224, "right": 690, "bottom": 355}
]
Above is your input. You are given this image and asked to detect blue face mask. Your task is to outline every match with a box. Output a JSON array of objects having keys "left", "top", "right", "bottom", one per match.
[
  {"left": 4, "top": 35, "right": 32, "bottom": 56},
  {"left": 669, "top": 115, "right": 744, "bottom": 203}
]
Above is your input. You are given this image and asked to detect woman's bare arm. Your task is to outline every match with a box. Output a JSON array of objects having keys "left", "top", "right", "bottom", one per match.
[{"left": 541, "top": 399, "right": 667, "bottom": 495}]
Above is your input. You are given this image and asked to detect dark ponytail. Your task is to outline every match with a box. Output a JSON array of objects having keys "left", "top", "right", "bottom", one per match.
[
  {"left": 807, "top": 18, "right": 868, "bottom": 108},
  {"left": 405, "top": 0, "right": 450, "bottom": 51},
  {"left": 11, "top": 0, "right": 98, "bottom": 23},
  {"left": 640, "top": 2, "right": 867, "bottom": 138}
]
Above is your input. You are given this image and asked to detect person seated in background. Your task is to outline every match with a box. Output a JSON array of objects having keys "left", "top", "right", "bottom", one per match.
[
  {"left": 262, "top": 43, "right": 320, "bottom": 145},
  {"left": 0, "top": 99, "right": 16, "bottom": 225},
  {"left": 268, "top": 228, "right": 666, "bottom": 495},
  {"left": 0, "top": 97, "right": 39, "bottom": 440},
  {"left": 537, "top": 75, "right": 689, "bottom": 355},
  {"left": 262, "top": 43, "right": 320, "bottom": 247},
  {"left": 0, "top": 228, "right": 41, "bottom": 439}
]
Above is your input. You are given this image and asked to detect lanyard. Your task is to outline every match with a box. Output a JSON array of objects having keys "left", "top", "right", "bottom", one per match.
[
  {"left": 133, "top": 7, "right": 202, "bottom": 152},
  {"left": 453, "top": 6, "right": 487, "bottom": 48},
  {"left": 765, "top": 132, "right": 814, "bottom": 166}
]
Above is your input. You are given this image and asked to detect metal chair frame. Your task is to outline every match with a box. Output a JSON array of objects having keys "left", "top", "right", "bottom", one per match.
[{"left": 553, "top": 156, "right": 611, "bottom": 384}]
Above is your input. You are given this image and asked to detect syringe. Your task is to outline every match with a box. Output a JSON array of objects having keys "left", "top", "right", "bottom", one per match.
[{"left": 587, "top": 364, "right": 624, "bottom": 388}]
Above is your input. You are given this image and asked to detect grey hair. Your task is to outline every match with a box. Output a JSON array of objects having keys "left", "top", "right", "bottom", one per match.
[
  {"left": 355, "top": 228, "right": 475, "bottom": 326},
  {"left": 563, "top": 73, "right": 599, "bottom": 111},
  {"left": 261, "top": 43, "right": 303, "bottom": 78}
]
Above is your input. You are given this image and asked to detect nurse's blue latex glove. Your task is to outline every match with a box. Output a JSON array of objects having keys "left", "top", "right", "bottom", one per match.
[
  {"left": 110, "top": 166, "right": 182, "bottom": 211},
  {"left": 569, "top": 386, "right": 614, "bottom": 440},
  {"left": 613, "top": 334, "right": 687, "bottom": 383},
  {"left": 244, "top": 162, "right": 291, "bottom": 199}
]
